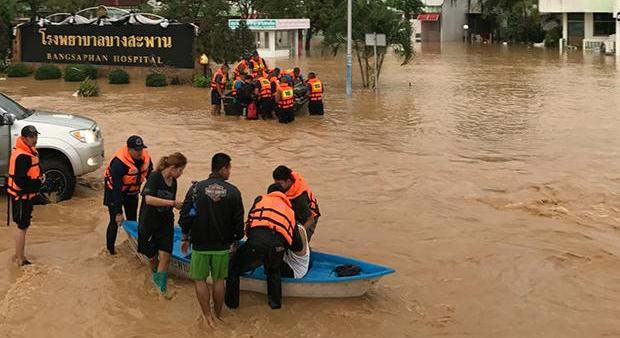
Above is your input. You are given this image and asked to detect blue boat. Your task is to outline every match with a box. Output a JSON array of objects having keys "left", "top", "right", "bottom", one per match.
[{"left": 123, "top": 221, "right": 395, "bottom": 298}]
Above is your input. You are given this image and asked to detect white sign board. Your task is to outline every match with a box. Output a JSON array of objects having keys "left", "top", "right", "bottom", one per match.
[{"left": 365, "top": 33, "right": 386, "bottom": 46}]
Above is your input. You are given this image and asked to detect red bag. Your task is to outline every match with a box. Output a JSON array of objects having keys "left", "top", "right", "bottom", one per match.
[{"left": 246, "top": 102, "right": 258, "bottom": 120}]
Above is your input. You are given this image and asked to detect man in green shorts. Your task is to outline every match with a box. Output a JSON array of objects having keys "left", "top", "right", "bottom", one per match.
[{"left": 179, "top": 153, "right": 244, "bottom": 327}]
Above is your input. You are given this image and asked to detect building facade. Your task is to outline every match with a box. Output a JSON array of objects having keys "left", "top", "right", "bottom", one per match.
[
  {"left": 228, "top": 19, "right": 310, "bottom": 58},
  {"left": 539, "top": 0, "right": 619, "bottom": 54},
  {"left": 416, "top": 0, "right": 469, "bottom": 42}
]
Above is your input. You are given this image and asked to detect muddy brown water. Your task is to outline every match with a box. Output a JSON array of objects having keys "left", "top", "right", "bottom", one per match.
[{"left": 1, "top": 43, "right": 620, "bottom": 337}]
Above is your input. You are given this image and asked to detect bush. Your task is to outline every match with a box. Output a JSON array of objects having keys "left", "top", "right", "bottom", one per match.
[
  {"left": 544, "top": 27, "right": 562, "bottom": 47},
  {"left": 193, "top": 74, "right": 210, "bottom": 88},
  {"left": 7, "top": 63, "right": 33, "bottom": 77},
  {"left": 170, "top": 76, "right": 182, "bottom": 85},
  {"left": 64, "top": 64, "right": 97, "bottom": 81},
  {"left": 35, "top": 64, "right": 62, "bottom": 80},
  {"left": 78, "top": 78, "right": 99, "bottom": 97},
  {"left": 108, "top": 69, "right": 129, "bottom": 84},
  {"left": 146, "top": 73, "right": 167, "bottom": 87}
]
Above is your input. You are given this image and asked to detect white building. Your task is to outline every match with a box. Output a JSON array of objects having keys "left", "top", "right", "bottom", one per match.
[
  {"left": 539, "top": 0, "right": 619, "bottom": 54},
  {"left": 416, "top": 0, "right": 469, "bottom": 42},
  {"left": 228, "top": 19, "right": 310, "bottom": 58}
]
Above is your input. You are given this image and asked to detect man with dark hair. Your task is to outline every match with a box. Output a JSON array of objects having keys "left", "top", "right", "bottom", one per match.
[
  {"left": 272, "top": 165, "right": 320, "bottom": 241},
  {"left": 211, "top": 64, "right": 229, "bottom": 115},
  {"left": 306, "top": 72, "right": 324, "bottom": 115},
  {"left": 179, "top": 152, "right": 244, "bottom": 326},
  {"left": 7, "top": 125, "right": 44, "bottom": 266},
  {"left": 226, "top": 183, "right": 303, "bottom": 310},
  {"left": 275, "top": 76, "right": 295, "bottom": 124}
]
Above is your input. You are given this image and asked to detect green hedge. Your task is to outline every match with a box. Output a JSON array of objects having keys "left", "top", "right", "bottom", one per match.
[
  {"left": 35, "top": 64, "right": 62, "bottom": 80},
  {"left": 146, "top": 73, "right": 167, "bottom": 87},
  {"left": 7, "top": 63, "right": 33, "bottom": 77},
  {"left": 64, "top": 64, "right": 98, "bottom": 81},
  {"left": 193, "top": 74, "right": 210, "bottom": 88},
  {"left": 78, "top": 78, "right": 99, "bottom": 97},
  {"left": 108, "top": 69, "right": 130, "bottom": 84}
]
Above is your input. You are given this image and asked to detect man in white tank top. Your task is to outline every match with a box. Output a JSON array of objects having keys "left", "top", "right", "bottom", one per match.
[{"left": 282, "top": 225, "right": 310, "bottom": 278}]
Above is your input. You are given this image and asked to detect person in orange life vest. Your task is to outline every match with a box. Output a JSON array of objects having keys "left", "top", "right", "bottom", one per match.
[
  {"left": 250, "top": 50, "right": 268, "bottom": 77},
  {"left": 210, "top": 64, "right": 229, "bottom": 115},
  {"left": 281, "top": 67, "right": 302, "bottom": 83},
  {"left": 103, "top": 135, "right": 153, "bottom": 255},
  {"left": 8, "top": 125, "right": 44, "bottom": 266},
  {"left": 272, "top": 165, "right": 321, "bottom": 242},
  {"left": 267, "top": 68, "right": 281, "bottom": 118},
  {"left": 225, "top": 183, "right": 303, "bottom": 310},
  {"left": 306, "top": 72, "right": 324, "bottom": 115},
  {"left": 256, "top": 69, "right": 274, "bottom": 120},
  {"left": 232, "top": 57, "right": 251, "bottom": 80},
  {"left": 275, "top": 76, "right": 295, "bottom": 124}
]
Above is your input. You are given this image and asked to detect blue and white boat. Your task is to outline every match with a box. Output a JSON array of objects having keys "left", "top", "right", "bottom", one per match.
[{"left": 123, "top": 221, "right": 395, "bottom": 298}]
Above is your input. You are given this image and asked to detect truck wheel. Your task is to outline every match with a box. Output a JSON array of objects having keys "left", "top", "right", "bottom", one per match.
[{"left": 40, "top": 155, "right": 76, "bottom": 202}]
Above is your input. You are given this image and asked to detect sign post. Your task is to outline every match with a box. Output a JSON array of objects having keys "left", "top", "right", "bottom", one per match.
[
  {"left": 365, "top": 33, "right": 386, "bottom": 90},
  {"left": 346, "top": 0, "right": 352, "bottom": 97}
]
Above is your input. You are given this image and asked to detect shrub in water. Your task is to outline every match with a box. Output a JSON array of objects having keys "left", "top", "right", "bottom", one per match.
[
  {"left": 146, "top": 73, "right": 167, "bottom": 87},
  {"left": 78, "top": 78, "right": 99, "bottom": 97},
  {"left": 64, "top": 64, "right": 98, "bottom": 81},
  {"left": 7, "top": 63, "right": 33, "bottom": 77},
  {"left": 193, "top": 74, "right": 210, "bottom": 88},
  {"left": 35, "top": 64, "right": 62, "bottom": 80},
  {"left": 108, "top": 69, "right": 130, "bottom": 84}
]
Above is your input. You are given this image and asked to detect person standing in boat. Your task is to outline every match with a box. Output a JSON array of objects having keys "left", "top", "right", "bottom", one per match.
[
  {"left": 226, "top": 183, "right": 303, "bottom": 310},
  {"left": 137, "top": 152, "right": 187, "bottom": 297},
  {"left": 179, "top": 153, "right": 244, "bottom": 327}
]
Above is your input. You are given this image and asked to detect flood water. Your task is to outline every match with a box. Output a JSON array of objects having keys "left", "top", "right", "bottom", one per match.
[{"left": 1, "top": 43, "right": 620, "bottom": 337}]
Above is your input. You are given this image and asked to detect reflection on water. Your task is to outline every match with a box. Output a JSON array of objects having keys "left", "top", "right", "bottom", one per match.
[{"left": 1, "top": 43, "right": 620, "bottom": 337}]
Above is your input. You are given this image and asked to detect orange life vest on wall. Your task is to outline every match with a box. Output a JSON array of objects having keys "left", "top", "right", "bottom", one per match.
[
  {"left": 277, "top": 83, "right": 294, "bottom": 109},
  {"left": 104, "top": 146, "right": 151, "bottom": 195},
  {"left": 246, "top": 191, "right": 296, "bottom": 245},
  {"left": 7, "top": 137, "right": 41, "bottom": 200},
  {"left": 286, "top": 171, "right": 320, "bottom": 218},
  {"left": 211, "top": 68, "right": 227, "bottom": 91},
  {"left": 307, "top": 78, "right": 323, "bottom": 101}
]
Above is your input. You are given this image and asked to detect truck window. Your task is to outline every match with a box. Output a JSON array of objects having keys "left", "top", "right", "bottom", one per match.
[{"left": 0, "top": 94, "right": 32, "bottom": 119}]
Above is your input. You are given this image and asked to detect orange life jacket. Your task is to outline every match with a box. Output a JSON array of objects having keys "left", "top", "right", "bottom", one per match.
[
  {"left": 104, "top": 146, "right": 151, "bottom": 195},
  {"left": 258, "top": 77, "right": 272, "bottom": 99},
  {"left": 270, "top": 76, "right": 280, "bottom": 98},
  {"left": 307, "top": 78, "right": 323, "bottom": 101},
  {"left": 277, "top": 83, "right": 294, "bottom": 109},
  {"left": 246, "top": 191, "right": 296, "bottom": 245},
  {"left": 251, "top": 57, "right": 267, "bottom": 76},
  {"left": 7, "top": 137, "right": 41, "bottom": 200},
  {"left": 231, "top": 79, "right": 244, "bottom": 96},
  {"left": 282, "top": 69, "right": 298, "bottom": 81},
  {"left": 233, "top": 60, "right": 249, "bottom": 78},
  {"left": 286, "top": 171, "right": 320, "bottom": 218},
  {"left": 210, "top": 68, "right": 227, "bottom": 91}
]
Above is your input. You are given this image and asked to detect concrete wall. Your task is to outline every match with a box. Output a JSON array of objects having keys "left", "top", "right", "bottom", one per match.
[
  {"left": 440, "top": 0, "right": 468, "bottom": 41},
  {"left": 539, "top": 0, "right": 615, "bottom": 13}
]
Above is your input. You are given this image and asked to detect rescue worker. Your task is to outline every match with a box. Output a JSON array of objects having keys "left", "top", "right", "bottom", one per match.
[
  {"left": 104, "top": 135, "right": 153, "bottom": 255},
  {"left": 179, "top": 153, "right": 244, "bottom": 326},
  {"left": 250, "top": 50, "right": 268, "bottom": 77},
  {"left": 281, "top": 67, "right": 302, "bottom": 83},
  {"left": 275, "top": 76, "right": 295, "bottom": 124},
  {"left": 256, "top": 69, "right": 274, "bottom": 119},
  {"left": 272, "top": 165, "right": 320, "bottom": 241},
  {"left": 268, "top": 68, "right": 281, "bottom": 118},
  {"left": 306, "top": 72, "right": 324, "bottom": 115},
  {"left": 231, "top": 73, "right": 247, "bottom": 115},
  {"left": 233, "top": 55, "right": 251, "bottom": 79},
  {"left": 225, "top": 183, "right": 303, "bottom": 310},
  {"left": 210, "top": 64, "right": 229, "bottom": 115},
  {"left": 8, "top": 125, "right": 44, "bottom": 266}
]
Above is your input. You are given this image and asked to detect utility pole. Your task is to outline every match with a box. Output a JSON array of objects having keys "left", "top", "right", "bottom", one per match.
[{"left": 346, "top": 0, "right": 352, "bottom": 97}]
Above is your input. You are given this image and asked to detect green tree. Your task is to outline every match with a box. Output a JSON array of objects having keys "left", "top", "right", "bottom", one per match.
[
  {"left": 322, "top": 0, "right": 413, "bottom": 88},
  {"left": 482, "top": 0, "right": 543, "bottom": 43},
  {"left": 0, "top": 0, "right": 15, "bottom": 69}
]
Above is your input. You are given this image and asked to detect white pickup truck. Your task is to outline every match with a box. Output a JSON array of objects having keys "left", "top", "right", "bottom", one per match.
[{"left": 0, "top": 93, "right": 104, "bottom": 200}]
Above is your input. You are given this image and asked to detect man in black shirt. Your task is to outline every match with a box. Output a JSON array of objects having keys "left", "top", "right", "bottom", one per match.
[
  {"left": 179, "top": 153, "right": 244, "bottom": 325},
  {"left": 7, "top": 125, "right": 44, "bottom": 266}
]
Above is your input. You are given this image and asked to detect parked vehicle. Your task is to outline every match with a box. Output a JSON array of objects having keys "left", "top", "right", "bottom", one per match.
[{"left": 0, "top": 93, "right": 104, "bottom": 201}]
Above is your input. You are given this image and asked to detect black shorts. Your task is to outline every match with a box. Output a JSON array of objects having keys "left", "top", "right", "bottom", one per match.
[
  {"left": 12, "top": 198, "right": 34, "bottom": 230},
  {"left": 138, "top": 222, "right": 174, "bottom": 259},
  {"left": 211, "top": 90, "right": 222, "bottom": 105},
  {"left": 309, "top": 100, "right": 324, "bottom": 115}
]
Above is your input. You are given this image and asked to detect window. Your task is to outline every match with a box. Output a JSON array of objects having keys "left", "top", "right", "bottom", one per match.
[
  {"left": 567, "top": 13, "right": 584, "bottom": 38},
  {"left": 254, "top": 32, "right": 270, "bottom": 49},
  {"left": 275, "top": 31, "right": 290, "bottom": 50},
  {"left": 593, "top": 13, "right": 615, "bottom": 36}
]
